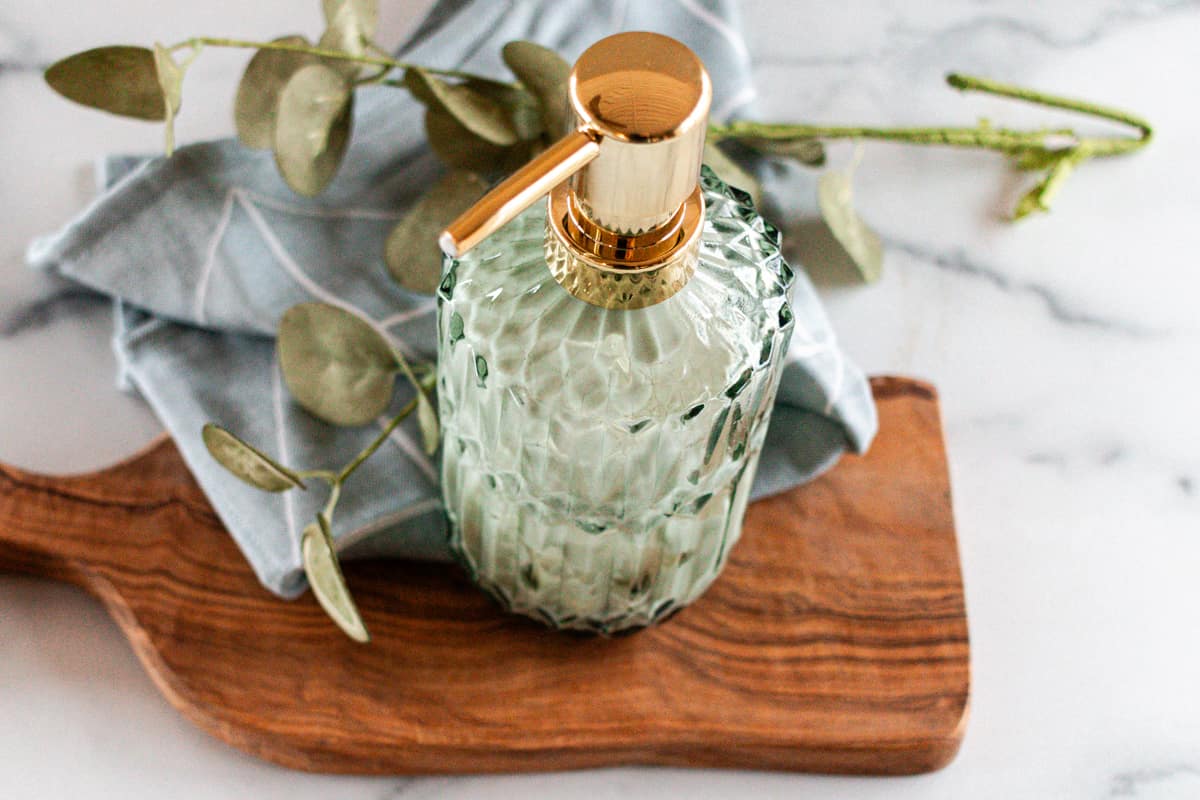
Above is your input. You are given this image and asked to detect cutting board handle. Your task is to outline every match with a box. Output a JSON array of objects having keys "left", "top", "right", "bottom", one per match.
[{"left": 0, "top": 435, "right": 210, "bottom": 586}]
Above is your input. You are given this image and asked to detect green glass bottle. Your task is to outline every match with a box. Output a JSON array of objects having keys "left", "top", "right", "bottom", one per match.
[{"left": 436, "top": 33, "right": 794, "bottom": 633}]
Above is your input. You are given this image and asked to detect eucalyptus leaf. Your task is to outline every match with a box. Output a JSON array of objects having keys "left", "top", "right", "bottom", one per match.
[
  {"left": 302, "top": 516, "right": 370, "bottom": 643},
  {"left": 323, "top": 0, "right": 379, "bottom": 37},
  {"left": 424, "top": 109, "right": 532, "bottom": 173},
  {"left": 703, "top": 141, "right": 763, "bottom": 209},
  {"left": 277, "top": 302, "right": 399, "bottom": 426},
  {"left": 316, "top": 31, "right": 365, "bottom": 79},
  {"left": 234, "top": 35, "right": 316, "bottom": 149},
  {"left": 202, "top": 423, "right": 305, "bottom": 492},
  {"left": 467, "top": 79, "right": 543, "bottom": 142},
  {"left": 273, "top": 63, "right": 353, "bottom": 196},
  {"left": 405, "top": 68, "right": 520, "bottom": 146},
  {"left": 403, "top": 68, "right": 524, "bottom": 110},
  {"left": 385, "top": 171, "right": 489, "bottom": 294},
  {"left": 818, "top": 170, "right": 884, "bottom": 283},
  {"left": 318, "top": 0, "right": 379, "bottom": 78},
  {"left": 152, "top": 44, "right": 184, "bottom": 156},
  {"left": 741, "top": 137, "right": 827, "bottom": 167},
  {"left": 458, "top": 78, "right": 542, "bottom": 141},
  {"left": 501, "top": 40, "right": 570, "bottom": 137},
  {"left": 45, "top": 46, "right": 165, "bottom": 121}
]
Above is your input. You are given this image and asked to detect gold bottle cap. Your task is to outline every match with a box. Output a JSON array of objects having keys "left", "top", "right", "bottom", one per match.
[{"left": 439, "top": 31, "right": 712, "bottom": 309}]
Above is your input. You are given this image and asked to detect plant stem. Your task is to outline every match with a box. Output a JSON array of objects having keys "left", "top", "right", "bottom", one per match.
[
  {"left": 710, "top": 121, "right": 1079, "bottom": 151},
  {"left": 946, "top": 73, "right": 1152, "bottom": 145},
  {"left": 296, "top": 468, "right": 340, "bottom": 483},
  {"left": 336, "top": 396, "right": 419, "bottom": 484},
  {"left": 709, "top": 72, "right": 1152, "bottom": 218},
  {"left": 393, "top": 348, "right": 431, "bottom": 399},
  {"left": 322, "top": 482, "right": 342, "bottom": 521},
  {"left": 708, "top": 72, "right": 1152, "bottom": 158},
  {"left": 170, "top": 36, "right": 482, "bottom": 81}
]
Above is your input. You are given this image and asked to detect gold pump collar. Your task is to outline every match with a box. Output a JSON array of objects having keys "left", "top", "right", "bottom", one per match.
[{"left": 439, "top": 32, "right": 712, "bottom": 309}]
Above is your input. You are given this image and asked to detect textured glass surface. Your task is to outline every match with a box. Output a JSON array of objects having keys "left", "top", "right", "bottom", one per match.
[{"left": 436, "top": 167, "right": 795, "bottom": 633}]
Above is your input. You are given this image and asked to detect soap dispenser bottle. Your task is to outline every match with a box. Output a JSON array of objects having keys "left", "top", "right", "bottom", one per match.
[{"left": 435, "top": 32, "right": 795, "bottom": 633}]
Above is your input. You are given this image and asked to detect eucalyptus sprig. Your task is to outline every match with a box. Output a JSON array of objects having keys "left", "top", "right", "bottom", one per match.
[
  {"left": 203, "top": 302, "right": 438, "bottom": 641},
  {"left": 44, "top": 0, "right": 1154, "bottom": 284}
]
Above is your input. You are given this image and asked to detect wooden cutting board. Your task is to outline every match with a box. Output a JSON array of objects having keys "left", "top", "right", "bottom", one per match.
[{"left": 0, "top": 376, "right": 968, "bottom": 775}]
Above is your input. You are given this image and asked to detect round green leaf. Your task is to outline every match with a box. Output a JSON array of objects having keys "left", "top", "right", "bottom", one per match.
[
  {"left": 273, "top": 63, "right": 354, "bottom": 196},
  {"left": 322, "top": 0, "right": 379, "bottom": 39},
  {"left": 405, "top": 68, "right": 520, "bottom": 146},
  {"left": 303, "top": 516, "right": 370, "bottom": 643},
  {"left": 234, "top": 35, "right": 316, "bottom": 149},
  {"left": 318, "top": 0, "right": 379, "bottom": 78},
  {"left": 277, "top": 302, "right": 398, "bottom": 426},
  {"left": 316, "top": 28, "right": 367, "bottom": 80},
  {"left": 202, "top": 423, "right": 305, "bottom": 492},
  {"left": 424, "top": 109, "right": 532, "bottom": 173},
  {"left": 501, "top": 40, "right": 570, "bottom": 136},
  {"left": 385, "top": 171, "right": 489, "bottom": 294},
  {"left": 468, "top": 78, "right": 543, "bottom": 142},
  {"left": 45, "top": 46, "right": 165, "bottom": 121},
  {"left": 818, "top": 170, "right": 884, "bottom": 283},
  {"left": 405, "top": 67, "right": 540, "bottom": 144}
]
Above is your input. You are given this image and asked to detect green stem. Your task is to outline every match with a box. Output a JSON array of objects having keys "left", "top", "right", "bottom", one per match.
[
  {"left": 709, "top": 72, "right": 1152, "bottom": 219},
  {"left": 709, "top": 121, "right": 1078, "bottom": 151},
  {"left": 352, "top": 41, "right": 401, "bottom": 85},
  {"left": 708, "top": 72, "right": 1152, "bottom": 159},
  {"left": 392, "top": 349, "right": 432, "bottom": 401},
  {"left": 946, "top": 73, "right": 1153, "bottom": 143},
  {"left": 169, "top": 36, "right": 483, "bottom": 81},
  {"left": 336, "top": 395, "right": 419, "bottom": 484},
  {"left": 295, "top": 468, "right": 340, "bottom": 483},
  {"left": 321, "top": 481, "right": 342, "bottom": 521}
]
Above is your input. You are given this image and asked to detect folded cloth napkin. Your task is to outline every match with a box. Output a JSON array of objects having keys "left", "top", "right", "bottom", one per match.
[{"left": 28, "top": 0, "right": 877, "bottom": 598}]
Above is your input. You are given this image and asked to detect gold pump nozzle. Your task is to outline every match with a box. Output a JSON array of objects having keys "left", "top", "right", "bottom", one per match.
[{"left": 439, "top": 31, "right": 712, "bottom": 309}]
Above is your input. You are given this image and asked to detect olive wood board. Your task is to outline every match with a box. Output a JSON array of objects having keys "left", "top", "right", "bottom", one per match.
[{"left": 0, "top": 376, "right": 969, "bottom": 775}]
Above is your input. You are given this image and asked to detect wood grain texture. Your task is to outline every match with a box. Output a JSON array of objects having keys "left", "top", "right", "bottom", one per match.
[{"left": 0, "top": 376, "right": 969, "bottom": 775}]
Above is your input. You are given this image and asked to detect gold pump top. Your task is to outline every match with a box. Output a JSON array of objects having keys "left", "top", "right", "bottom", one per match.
[{"left": 438, "top": 31, "right": 712, "bottom": 309}]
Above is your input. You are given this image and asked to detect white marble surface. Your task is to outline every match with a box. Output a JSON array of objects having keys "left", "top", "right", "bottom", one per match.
[{"left": 2, "top": 1, "right": 1199, "bottom": 797}]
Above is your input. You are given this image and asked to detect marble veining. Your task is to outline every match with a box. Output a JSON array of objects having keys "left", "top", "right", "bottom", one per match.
[
  {"left": 887, "top": 0, "right": 1200, "bottom": 52},
  {"left": 2, "top": 1, "right": 1199, "bottom": 798},
  {"left": 1108, "top": 765, "right": 1200, "bottom": 797},
  {"left": 884, "top": 236, "right": 1161, "bottom": 337},
  {"left": 754, "top": 0, "right": 1200, "bottom": 67}
]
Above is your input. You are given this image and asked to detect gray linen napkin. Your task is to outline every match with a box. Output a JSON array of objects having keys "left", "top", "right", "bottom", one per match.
[{"left": 28, "top": 0, "right": 877, "bottom": 598}]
